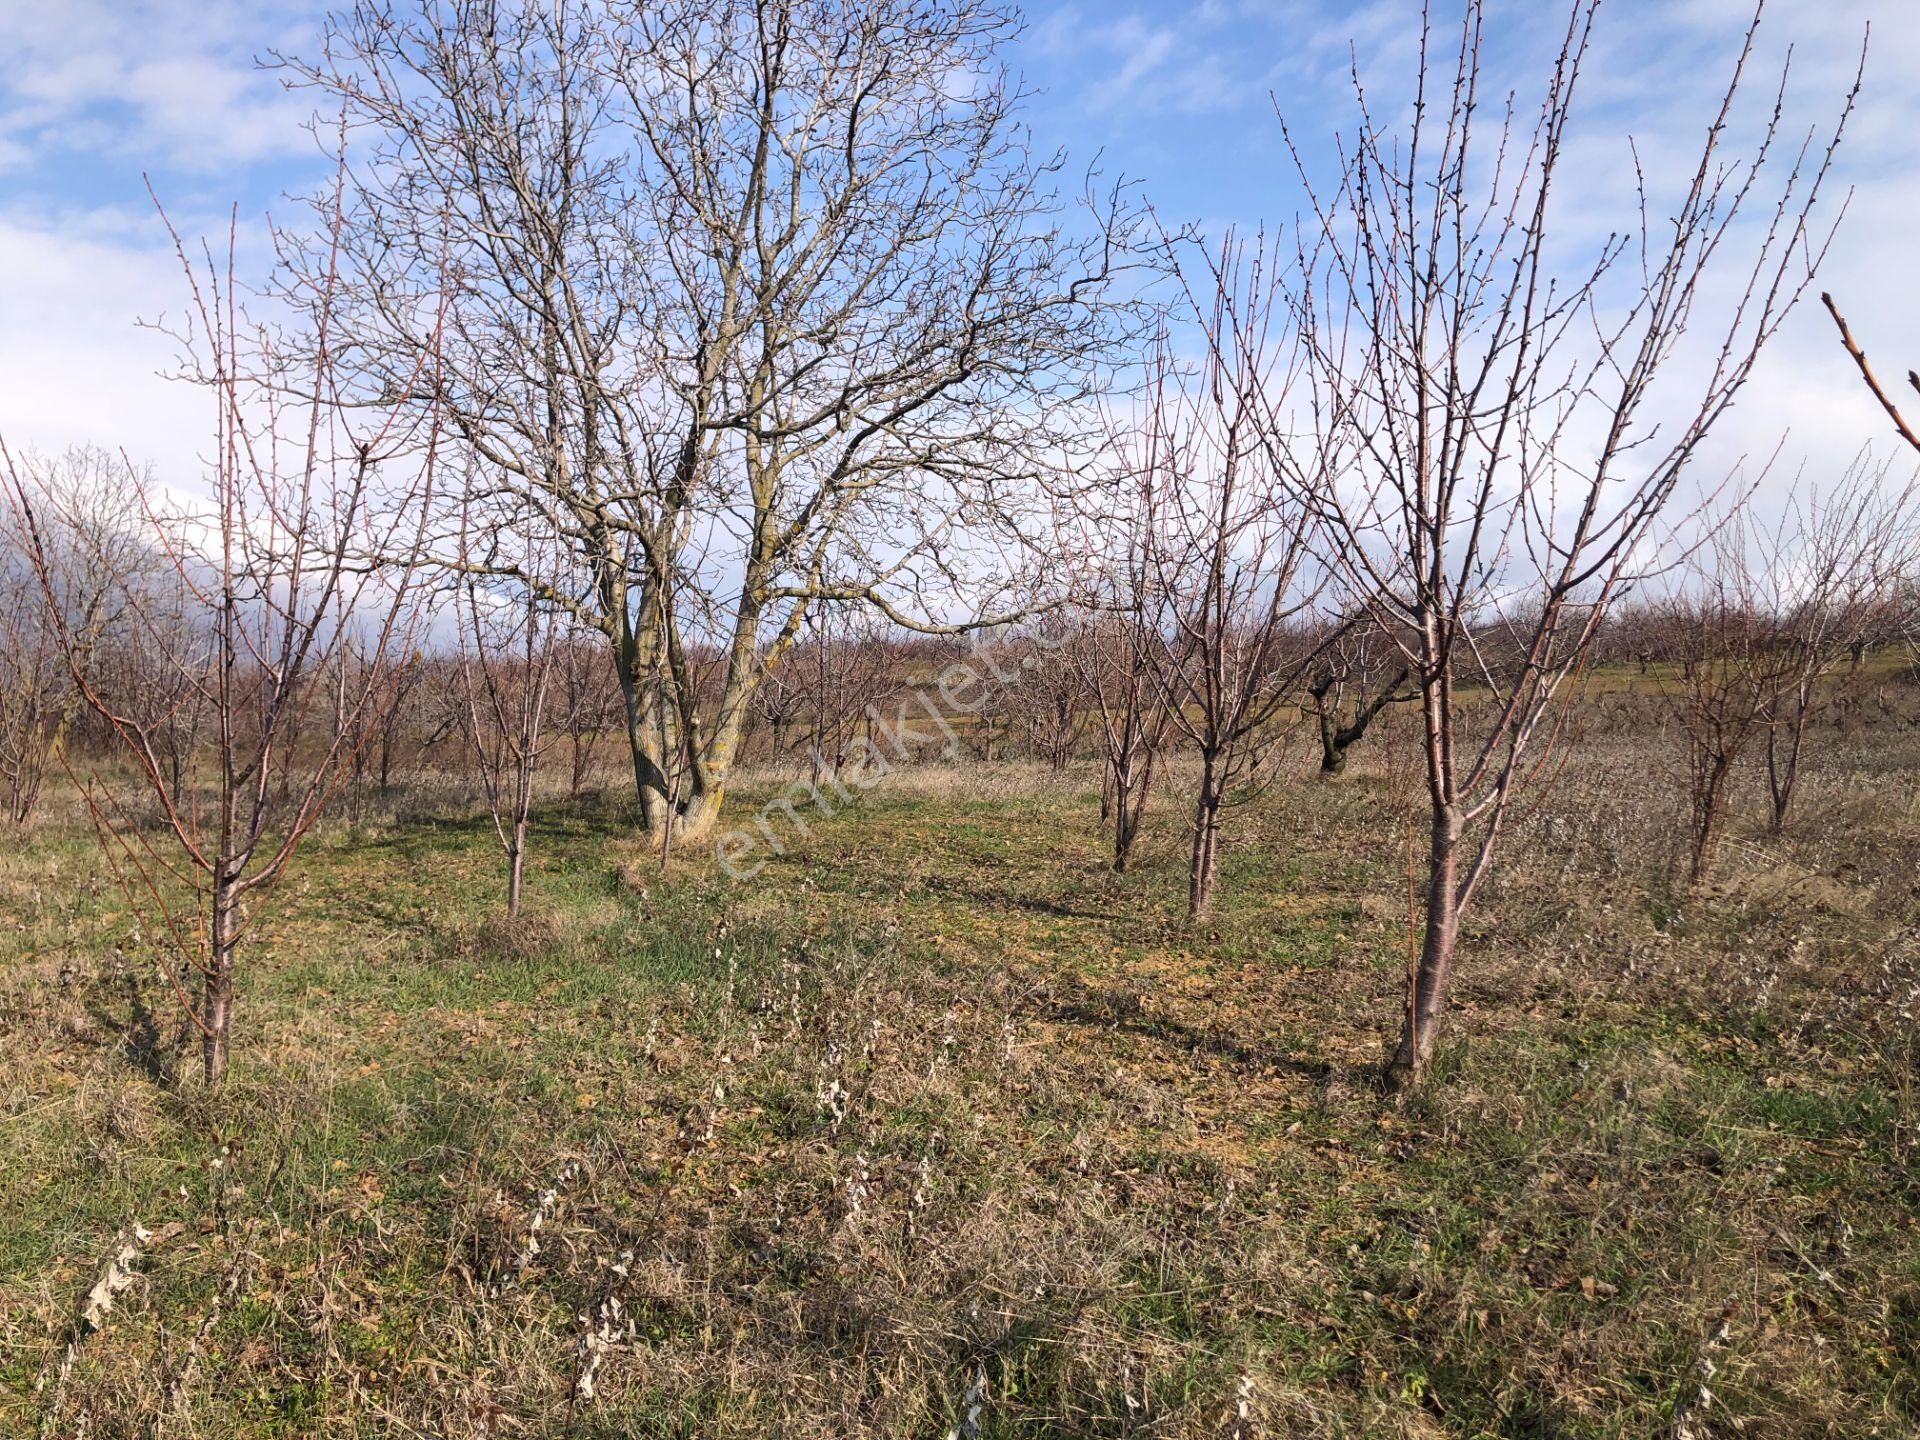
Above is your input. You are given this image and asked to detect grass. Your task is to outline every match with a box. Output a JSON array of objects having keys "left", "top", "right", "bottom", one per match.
[{"left": 2, "top": 723, "right": 1918, "bottom": 1437}]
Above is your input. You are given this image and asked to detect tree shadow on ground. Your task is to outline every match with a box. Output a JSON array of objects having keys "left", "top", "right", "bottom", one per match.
[
  {"left": 916, "top": 872, "right": 1129, "bottom": 925},
  {"left": 1019, "top": 971, "right": 1344, "bottom": 1084},
  {"left": 84, "top": 964, "right": 178, "bottom": 1088}
]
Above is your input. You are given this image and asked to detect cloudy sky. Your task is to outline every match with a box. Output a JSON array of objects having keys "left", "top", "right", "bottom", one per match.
[{"left": 2, "top": 0, "right": 1915, "bottom": 497}]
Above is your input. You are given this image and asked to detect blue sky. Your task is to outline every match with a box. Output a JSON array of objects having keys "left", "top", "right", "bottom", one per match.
[{"left": 3, "top": 0, "right": 1916, "bottom": 492}]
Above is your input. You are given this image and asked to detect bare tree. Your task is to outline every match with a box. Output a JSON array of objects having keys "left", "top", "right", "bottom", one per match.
[
  {"left": 101, "top": 581, "right": 216, "bottom": 810},
  {"left": 288, "top": 0, "right": 1143, "bottom": 839},
  {"left": 1073, "top": 613, "right": 1168, "bottom": 873},
  {"left": 0, "top": 448, "right": 153, "bottom": 825},
  {"left": 553, "top": 633, "right": 625, "bottom": 797},
  {"left": 1061, "top": 465, "right": 1172, "bottom": 872},
  {"left": 1899, "top": 574, "right": 1920, "bottom": 681},
  {"left": 456, "top": 515, "right": 565, "bottom": 915},
  {"left": 0, "top": 557, "right": 63, "bottom": 825},
  {"left": 1007, "top": 631, "right": 1085, "bottom": 770},
  {"left": 1, "top": 189, "right": 444, "bottom": 1084},
  {"left": 1602, "top": 603, "right": 1669, "bottom": 677},
  {"left": 1140, "top": 235, "right": 1329, "bottom": 919},
  {"left": 284, "top": 3, "right": 680, "bottom": 825},
  {"left": 1648, "top": 461, "right": 1917, "bottom": 882},
  {"left": 1757, "top": 456, "right": 1918, "bottom": 831},
  {"left": 330, "top": 628, "right": 426, "bottom": 824},
  {"left": 749, "top": 649, "right": 807, "bottom": 769},
  {"left": 1305, "top": 623, "right": 1414, "bottom": 778},
  {"left": 788, "top": 607, "right": 898, "bottom": 781},
  {"left": 1651, "top": 516, "right": 1800, "bottom": 885},
  {"left": 369, "top": 644, "right": 431, "bottom": 796},
  {"left": 1261, "top": 0, "right": 1856, "bottom": 1084}
]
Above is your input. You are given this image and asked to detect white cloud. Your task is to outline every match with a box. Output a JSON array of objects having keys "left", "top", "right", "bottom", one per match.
[
  {"left": 0, "top": 214, "right": 213, "bottom": 484},
  {"left": 0, "top": 0, "right": 318, "bottom": 173},
  {"left": 0, "top": 2, "right": 327, "bottom": 485}
]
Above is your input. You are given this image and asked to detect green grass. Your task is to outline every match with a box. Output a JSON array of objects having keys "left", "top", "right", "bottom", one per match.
[{"left": 3, "top": 734, "right": 1919, "bottom": 1436}]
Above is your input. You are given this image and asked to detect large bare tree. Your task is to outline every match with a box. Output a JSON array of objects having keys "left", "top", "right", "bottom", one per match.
[
  {"left": 1259, "top": 0, "right": 1857, "bottom": 1084},
  {"left": 286, "top": 0, "right": 1142, "bottom": 839}
]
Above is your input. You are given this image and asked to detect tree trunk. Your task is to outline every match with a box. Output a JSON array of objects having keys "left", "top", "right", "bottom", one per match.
[
  {"left": 203, "top": 869, "right": 239, "bottom": 1085},
  {"left": 1765, "top": 693, "right": 1809, "bottom": 834},
  {"left": 506, "top": 832, "right": 525, "bottom": 916},
  {"left": 1688, "top": 756, "right": 1733, "bottom": 885},
  {"left": 1113, "top": 760, "right": 1137, "bottom": 873},
  {"left": 1112, "top": 741, "right": 1156, "bottom": 873},
  {"left": 671, "top": 697, "right": 749, "bottom": 844},
  {"left": 1317, "top": 668, "right": 1406, "bottom": 777},
  {"left": 1312, "top": 682, "right": 1346, "bottom": 775},
  {"left": 617, "top": 668, "right": 670, "bottom": 830},
  {"left": 1384, "top": 807, "right": 1460, "bottom": 1089},
  {"left": 1318, "top": 715, "right": 1348, "bottom": 776},
  {"left": 677, "top": 782, "right": 727, "bottom": 842},
  {"left": 1187, "top": 754, "right": 1221, "bottom": 918},
  {"left": 1188, "top": 816, "right": 1218, "bottom": 917}
]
